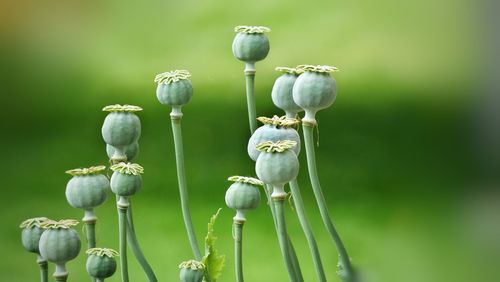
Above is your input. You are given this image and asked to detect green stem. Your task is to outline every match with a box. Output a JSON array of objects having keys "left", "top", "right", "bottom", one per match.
[
  {"left": 244, "top": 63, "right": 257, "bottom": 134},
  {"left": 85, "top": 222, "right": 96, "bottom": 249},
  {"left": 37, "top": 256, "right": 48, "bottom": 282},
  {"left": 126, "top": 202, "right": 158, "bottom": 282},
  {"left": 233, "top": 221, "right": 244, "bottom": 282},
  {"left": 170, "top": 109, "right": 202, "bottom": 261},
  {"left": 264, "top": 184, "right": 303, "bottom": 281},
  {"left": 54, "top": 264, "right": 68, "bottom": 282},
  {"left": 302, "top": 123, "right": 355, "bottom": 282},
  {"left": 118, "top": 201, "right": 129, "bottom": 282},
  {"left": 96, "top": 279, "right": 104, "bottom": 282},
  {"left": 274, "top": 197, "right": 298, "bottom": 282},
  {"left": 289, "top": 178, "right": 327, "bottom": 282}
]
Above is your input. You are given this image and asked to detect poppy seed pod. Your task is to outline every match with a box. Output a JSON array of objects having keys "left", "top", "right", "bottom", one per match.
[
  {"left": 232, "top": 26, "right": 270, "bottom": 63},
  {"left": 272, "top": 67, "right": 304, "bottom": 117},
  {"left": 155, "top": 70, "right": 193, "bottom": 108},
  {"left": 39, "top": 220, "right": 81, "bottom": 278},
  {"left": 225, "top": 176, "right": 263, "bottom": 222},
  {"left": 86, "top": 248, "right": 118, "bottom": 279},
  {"left": 20, "top": 217, "right": 48, "bottom": 254},
  {"left": 101, "top": 104, "right": 142, "bottom": 161},
  {"left": 179, "top": 260, "right": 205, "bottom": 282},
  {"left": 255, "top": 140, "right": 299, "bottom": 198},
  {"left": 65, "top": 166, "right": 109, "bottom": 212},
  {"left": 292, "top": 65, "right": 339, "bottom": 125},
  {"left": 110, "top": 162, "right": 143, "bottom": 198},
  {"left": 106, "top": 142, "right": 139, "bottom": 162},
  {"left": 248, "top": 116, "right": 301, "bottom": 161}
]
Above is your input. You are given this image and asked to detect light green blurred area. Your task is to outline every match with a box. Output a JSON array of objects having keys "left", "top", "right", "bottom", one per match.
[{"left": 1, "top": 0, "right": 498, "bottom": 281}]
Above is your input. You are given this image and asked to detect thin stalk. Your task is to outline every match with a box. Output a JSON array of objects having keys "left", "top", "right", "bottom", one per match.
[
  {"left": 85, "top": 222, "right": 96, "bottom": 249},
  {"left": 233, "top": 221, "right": 244, "bottom": 282},
  {"left": 244, "top": 63, "right": 257, "bottom": 133},
  {"left": 302, "top": 123, "right": 355, "bottom": 282},
  {"left": 264, "top": 184, "right": 303, "bottom": 282},
  {"left": 170, "top": 109, "right": 202, "bottom": 260},
  {"left": 274, "top": 197, "right": 298, "bottom": 282},
  {"left": 126, "top": 202, "right": 158, "bottom": 282},
  {"left": 37, "top": 256, "right": 48, "bottom": 282},
  {"left": 289, "top": 178, "right": 327, "bottom": 282},
  {"left": 54, "top": 264, "right": 68, "bottom": 282},
  {"left": 117, "top": 199, "right": 129, "bottom": 282}
]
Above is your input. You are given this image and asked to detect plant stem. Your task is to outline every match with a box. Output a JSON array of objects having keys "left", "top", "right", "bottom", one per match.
[
  {"left": 170, "top": 108, "right": 202, "bottom": 261},
  {"left": 117, "top": 198, "right": 129, "bottom": 282},
  {"left": 273, "top": 196, "right": 299, "bottom": 282},
  {"left": 233, "top": 221, "right": 244, "bottom": 282},
  {"left": 244, "top": 63, "right": 257, "bottom": 134},
  {"left": 302, "top": 123, "right": 355, "bottom": 282},
  {"left": 264, "top": 184, "right": 303, "bottom": 281},
  {"left": 289, "top": 178, "right": 327, "bottom": 282},
  {"left": 37, "top": 256, "right": 48, "bottom": 282},
  {"left": 84, "top": 222, "right": 96, "bottom": 249},
  {"left": 96, "top": 279, "right": 104, "bottom": 282},
  {"left": 126, "top": 202, "right": 158, "bottom": 282},
  {"left": 54, "top": 264, "right": 68, "bottom": 282}
]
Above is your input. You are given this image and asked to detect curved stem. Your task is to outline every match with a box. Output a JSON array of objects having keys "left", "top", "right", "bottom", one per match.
[
  {"left": 37, "top": 256, "right": 48, "bottom": 282},
  {"left": 118, "top": 202, "right": 129, "bottom": 282},
  {"left": 233, "top": 221, "right": 244, "bottom": 282},
  {"left": 302, "top": 123, "right": 355, "bottom": 282},
  {"left": 264, "top": 184, "right": 303, "bottom": 281},
  {"left": 126, "top": 202, "right": 158, "bottom": 282},
  {"left": 273, "top": 195, "right": 299, "bottom": 282},
  {"left": 244, "top": 63, "right": 257, "bottom": 134},
  {"left": 289, "top": 178, "right": 327, "bottom": 282},
  {"left": 170, "top": 112, "right": 202, "bottom": 260}
]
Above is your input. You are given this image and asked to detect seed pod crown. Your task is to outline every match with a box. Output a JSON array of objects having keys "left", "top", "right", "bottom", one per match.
[
  {"left": 20, "top": 217, "right": 48, "bottom": 229},
  {"left": 40, "top": 219, "right": 79, "bottom": 229},
  {"left": 275, "top": 66, "right": 303, "bottom": 75},
  {"left": 227, "top": 176, "right": 263, "bottom": 186},
  {"left": 86, "top": 248, "right": 119, "bottom": 258},
  {"left": 102, "top": 104, "right": 143, "bottom": 112},
  {"left": 65, "top": 165, "right": 106, "bottom": 176},
  {"left": 155, "top": 70, "right": 191, "bottom": 85},
  {"left": 179, "top": 260, "right": 205, "bottom": 270},
  {"left": 296, "top": 65, "right": 339, "bottom": 73},
  {"left": 234, "top": 26, "right": 271, "bottom": 34},
  {"left": 257, "top": 116, "right": 300, "bottom": 128},
  {"left": 256, "top": 140, "right": 297, "bottom": 153},
  {"left": 110, "top": 162, "right": 144, "bottom": 175}
]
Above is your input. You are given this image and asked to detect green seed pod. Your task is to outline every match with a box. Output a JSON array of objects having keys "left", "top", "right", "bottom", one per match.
[
  {"left": 272, "top": 67, "right": 304, "bottom": 117},
  {"left": 110, "top": 162, "right": 143, "bottom": 197},
  {"left": 65, "top": 166, "right": 109, "bottom": 210},
  {"left": 225, "top": 176, "right": 262, "bottom": 222},
  {"left": 106, "top": 142, "right": 139, "bottom": 162},
  {"left": 101, "top": 105, "right": 142, "bottom": 158},
  {"left": 292, "top": 65, "right": 339, "bottom": 124},
  {"left": 86, "top": 248, "right": 118, "bottom": 279},
  {"left": 20, "top": 217, "right": 48, "bottom": 254},
  {"left": 255, "top": 141, "right": 299, "bottom": 197},
  {"left": 179, "top": 260, "right": 205, "bottom": 282},
  {"left": 39, "top": 220, "right": 81, "bottom": 265},
  {"left": 248, "top": 116, "right": 301, "bottom": 161},
  {"left": 155, "top": 70, "right": 193, "bottom": 107},
  {"left": 232, "top": 26, "right": 271, "bottom": 63}
]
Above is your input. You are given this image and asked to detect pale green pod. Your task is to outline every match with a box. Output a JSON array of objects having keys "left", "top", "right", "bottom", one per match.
[
  {"left": 20, "top": 217, "right": 48, "bottom": 254},
  {"left": 247, "top": 116, "right": 301, "bottom": 161},
  {"left": 179, "top": 260, "right": 205, "bottom": 282},
  {"left": 155, "top": 70, "right": 193, "bottom": 107},
  {"left": 272, "top": 67, "right": 304, "bottom": 117},
  {"left": 86, "top": 248, "right": 118, "bottom": 279},
  {"left": 65, "top": 166, "right": 109, "bottom": 209},
  {"left": 225, "top": 176, "right": 262, "bottom": 211},
  {"left": 101, "top": 104, "right": 142, "bottom": 147},
  {"left": 110, "top": 162, "right": 143, "bottom": 197},
  {"left": 255, "top": 141, "right": 299, "bottom": 188},
  {"left": 39, "top": 220, "right": 81, "bottom": 264},
  {"left": 106, "top": 142, "right": 139, "bottom": 162},
  {"left": 292, "top": 65, "right": 339, "bottom": 124},
  {"left": 232, "top": 26, "right": 270, "bottom": 63}
]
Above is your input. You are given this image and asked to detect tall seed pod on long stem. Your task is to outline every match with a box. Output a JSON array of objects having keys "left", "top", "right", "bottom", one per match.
[
  {"left": 110, "top": 162, "right": 144, "bottom": 282},
  {"left": 101, "top": 105, "right": 157, "bottom": 281},
  {"left": 255, "top": 140, "right": 300, "bottom": 282},
  {"left": 86, "top": 248, "right": 119, "bottom": 282},
  {"left": 39, "top": 219, "right": 81, "bottom": 282},
  {"left": 249, "top": 116, "right": 327, "bottom": 281},
  {"left": 155, "top": 70, "right": 201, "bottom": 260},
  {"left": 225, "top": 176, "right": 262, "bottom": 282},
  {"left": 293, "top": 65, "right": 357, "bottom": 282},
  {"left": 232, "top": 25, "right": 271, "bottom": 133},
  {"left": 65, "top": 165, "right": 109, "bottom": 250},
  {"left": 20, "top": 217, "right": 49, "bottom": 282}
]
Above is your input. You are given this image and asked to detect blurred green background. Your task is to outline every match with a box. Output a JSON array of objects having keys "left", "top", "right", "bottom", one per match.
[{"left": 1, "top": 0, "right": 499, "bottom": 281}]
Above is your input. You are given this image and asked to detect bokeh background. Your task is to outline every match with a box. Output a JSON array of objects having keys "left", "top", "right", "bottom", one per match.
[{"left": 1, "top": 0, "right": 499, "bottom": 281}]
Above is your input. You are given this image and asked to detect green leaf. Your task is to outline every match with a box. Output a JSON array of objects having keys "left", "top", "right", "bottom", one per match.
[{"left": 202, "top": 208, "right": 225, "bottom": 282}]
